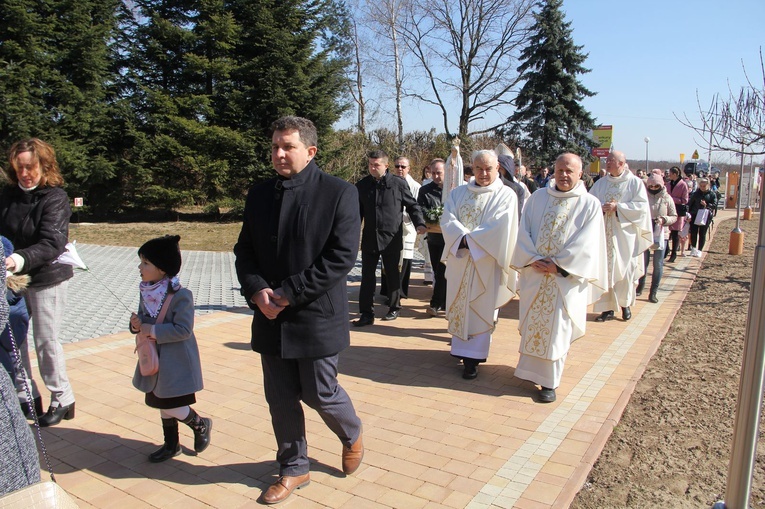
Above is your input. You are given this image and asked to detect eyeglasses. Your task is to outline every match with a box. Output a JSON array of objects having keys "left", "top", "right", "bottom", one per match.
[{"left": 394, "top": 165, "right": 408, "bottom": 169}]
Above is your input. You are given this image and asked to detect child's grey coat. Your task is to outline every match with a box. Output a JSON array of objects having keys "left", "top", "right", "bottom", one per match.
[{"left": 132, "top": 288, "right": 203, "bottom": 397}]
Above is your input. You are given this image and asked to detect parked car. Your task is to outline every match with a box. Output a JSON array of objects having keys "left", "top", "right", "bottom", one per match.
[{"left": 684, "top": 160, "right": 709, "bottom": 177}]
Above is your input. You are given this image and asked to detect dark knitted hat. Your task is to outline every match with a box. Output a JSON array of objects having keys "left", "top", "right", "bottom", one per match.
[{"left": 138, "top": 235, "right": 182, "bottom": 277}]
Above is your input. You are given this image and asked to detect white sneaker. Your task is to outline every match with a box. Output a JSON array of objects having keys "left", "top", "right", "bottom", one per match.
[{"left": 693, "top": 248, "right": 702, "bottom": 257}]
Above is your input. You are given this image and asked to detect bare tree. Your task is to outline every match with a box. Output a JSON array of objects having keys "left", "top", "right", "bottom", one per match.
[
  {"left": 362, "top": 0, "right": 411, "bottom": 148},
  {"left": 398, "top": 0, "right": 535, "bottom": 139},
  {"left": 677, "top": 49, "right": 765, "bottom": 157},
  {"left": 347, "top": 17, "right": 368, "bottom": 134}
]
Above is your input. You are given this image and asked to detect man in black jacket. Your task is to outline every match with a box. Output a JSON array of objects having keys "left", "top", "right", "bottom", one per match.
[
  {"left": 417, "top": 159, "right": 447, "bottom": 316},
  {"left": 354, "top": 150, "right": 426, "bottom": 326},
  {"left": 234, "top": 116, "right": 363, "bottom": 504}
]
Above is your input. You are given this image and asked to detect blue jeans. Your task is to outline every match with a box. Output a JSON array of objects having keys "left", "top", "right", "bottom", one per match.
[
  {"left": 639, "top": 248, "right": 664, "bottom": 294},
  {"left": 0, "top": 294, "right": 30, "bottom": 381}
]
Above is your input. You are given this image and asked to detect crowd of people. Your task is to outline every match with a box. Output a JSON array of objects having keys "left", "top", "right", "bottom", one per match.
[{"left": 0, "top": 123, "right": 720, "bottom": 504}]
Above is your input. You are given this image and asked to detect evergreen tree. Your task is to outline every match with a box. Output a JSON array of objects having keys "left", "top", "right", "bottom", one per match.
[
  {"left": 225, "top": 0, "right": 352, "bottom": 173},
  {"left": 505, "top": 0, "right": 596, "bottom": 167},
  {"left": 122, "top": 0, "right": 352, "bottom": 210},
  {"left": 0, "top": 0, "right": 124, "bottom": 212}
]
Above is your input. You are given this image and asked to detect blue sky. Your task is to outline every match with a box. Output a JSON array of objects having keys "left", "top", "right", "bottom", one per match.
[
  {"left": 343, "top": 0, "right": 764, "bottom": 164},
  {"left": 565, "top": 0, "right": 764, "bottom": 163}
]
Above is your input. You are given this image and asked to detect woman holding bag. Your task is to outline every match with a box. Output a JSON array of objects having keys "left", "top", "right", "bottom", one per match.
[
  {"left": 665, "top": 166, "right": 689, "bottom": 263},
  {"left": 687, "top": 178, "right": 717, "bottom": 258},
  {"left": 637, "top": 171, "right": 677, "bottom": 303}
]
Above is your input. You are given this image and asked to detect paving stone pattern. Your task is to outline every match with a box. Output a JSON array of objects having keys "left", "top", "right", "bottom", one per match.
[{"left": 43, "top": 244, "right": 375, "bottom": 344}]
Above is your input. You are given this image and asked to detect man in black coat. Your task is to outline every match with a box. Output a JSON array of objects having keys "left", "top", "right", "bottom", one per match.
[
  {"left": 417, "top": 159, "right": 447, "bottom": 317},
  {"left": 353, "top": 150, "right": 426, "bottom": 326},
  {"left": 234, "top": 116, "right": 364, "bottom": 504}
]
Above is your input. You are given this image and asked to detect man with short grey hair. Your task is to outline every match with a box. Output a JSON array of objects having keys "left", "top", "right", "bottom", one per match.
[
  {"left": 512, "top": 153, "right": 607, "bottom": 402},
  {"left": 589, "top": 150, "right": 653, "bottom": 322},
  {"left": 441, "top": 150, "right": 518, "bottom": 380}
]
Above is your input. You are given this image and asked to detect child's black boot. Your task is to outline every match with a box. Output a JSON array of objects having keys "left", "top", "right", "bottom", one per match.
[
  {"left": 181, "top": 408, "right": 212, "bottom": 453},
  {"left": 150, "top": 418, "right": 181, "bottom": 462}
]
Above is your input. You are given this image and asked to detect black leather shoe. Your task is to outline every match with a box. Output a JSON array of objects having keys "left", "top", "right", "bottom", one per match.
[
  {"left": 149, "top": 443, "right": 181, "bottom": 463},
  {"left": 39, "top": 403, "right": 75, "bottom": 427},
  {"left": 538, "top": 387, "right": 556, "bottom": 403},
  {"left": 462, "top": 360, "right": 478, "bottom": 380},
  {"left": 352, "top": 315, "right": 374, "bottom": 327},
  {"left": 667, "top": 254, "right": 677, "bottom": 263},
  {"left": 21, "top": 396, "right": 44, "bottom": 420},
  {"left": 595, "top": 310, "right": 614, "bottom": 322},
  {"left": 383, "top": 310, "right": 399, "bottom": 321},
  {"left": 648, "top": 291, "right": 659, "bottom": 303},
  {"left": 622, "top": 307, "right": 632, "bottom": 320},
  {"left": 635, "top": 282, "right": 644, "bottom": 296}
]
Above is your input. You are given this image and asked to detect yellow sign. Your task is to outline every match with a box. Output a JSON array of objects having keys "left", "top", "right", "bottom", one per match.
[
  {"left": 680, "top": 153, "right": 685, "bottom": 165},
  {"left": 692, "top": 150, "right": 699, "bottom": 159},
  {"left": 591, "top": 125, "right": 613, "bottom": 157}
]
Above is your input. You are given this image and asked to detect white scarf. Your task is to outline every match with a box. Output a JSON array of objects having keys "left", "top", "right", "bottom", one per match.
[{"left": 139, "top": 276, "right": 181, "bottom": 318}]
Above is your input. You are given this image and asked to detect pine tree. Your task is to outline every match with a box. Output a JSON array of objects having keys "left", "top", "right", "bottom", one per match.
[
  {"left": 226, "top": 0, "right": 352, "bottom": 146},
  {"left": 0, "top": 0, "right": 124, "bottom": 212},
  {"left": 506, "top": 0, "right": 596, "bottom": 167},
  {"left": 122, "top": 0, "right": 352, "bottom": 210}
]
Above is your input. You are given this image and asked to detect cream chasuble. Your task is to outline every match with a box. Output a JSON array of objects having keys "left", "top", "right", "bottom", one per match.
[
  {"left": 511, "top": 183, "right": 607, "bottom": 380},
  {"left": 401, "top": 174, "right": 421, "bottom": 261},
  {"left": 589, "top": 170, "right": 653, "bottom": 311},
  {"left": 441, "top": 177, "right": 518, "bottom": 345}
]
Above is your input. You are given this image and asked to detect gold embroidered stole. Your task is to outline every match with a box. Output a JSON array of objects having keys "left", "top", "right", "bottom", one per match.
[
  {"left": 602, "top": 180, "right": 625, "bottom": 279},
  {"left": 521, "top": 196, "right": 572, "bottom": 358},
  {"left": 447, "top": 191, "right": 490, "bottom": 340}
]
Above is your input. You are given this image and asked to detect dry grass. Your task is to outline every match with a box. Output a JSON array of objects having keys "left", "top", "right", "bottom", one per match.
[{"left": 69, "top": 221, "right": 243, "bottom": 252}]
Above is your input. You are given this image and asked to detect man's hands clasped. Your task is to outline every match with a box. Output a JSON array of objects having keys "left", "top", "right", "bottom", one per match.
[{"left": 253, "top": 287, "right": 290, "bottom": 319}]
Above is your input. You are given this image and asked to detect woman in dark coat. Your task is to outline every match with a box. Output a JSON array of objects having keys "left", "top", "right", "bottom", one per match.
[
  {"left": 0, "top": 138, "right": 74, "bottom": 427},
  {"left": 687, "top": 178, "right": 718, "bottom": 257}
]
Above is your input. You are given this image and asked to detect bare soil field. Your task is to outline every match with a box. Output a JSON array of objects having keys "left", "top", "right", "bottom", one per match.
[{"left": 572, "top": 215, "right": 765, "bottom": 509}]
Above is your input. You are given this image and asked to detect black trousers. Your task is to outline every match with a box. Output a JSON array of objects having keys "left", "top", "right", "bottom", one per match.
[
  {"left": 359, "top": 244, "right": 401, "bottom": 316},
  {"left": 427, "top": 236, "right": 446, "bottom": 309},
  {"left": 690, "top": 223, "right": 710, "bottom": 251},
  {"left": 261, "top": 354, "right": 362, "bottom": 476},
  {"left": 381, "top": 258, "right": 411, "bottom": 298}
]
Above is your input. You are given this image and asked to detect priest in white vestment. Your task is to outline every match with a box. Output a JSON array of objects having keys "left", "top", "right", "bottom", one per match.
[
  {"left": 589, "top": 150, "right": 653, "bottom": 322},
  {"left": 440, "top": 150, "right": 518, "bottom": 380},
  {"left": 511, "top": 153, "right": 608, "bottom": 403},
  {"left": 394, "top": 156, "right": 421, "bottom": 297}
]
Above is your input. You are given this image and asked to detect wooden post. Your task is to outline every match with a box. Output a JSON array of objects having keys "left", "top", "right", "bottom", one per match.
[{"left": 730, "top": 230, "right": 745, "bottom": 255}]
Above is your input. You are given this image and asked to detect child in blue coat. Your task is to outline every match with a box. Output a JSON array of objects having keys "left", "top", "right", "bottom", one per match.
[{"left": 130, "top": 235, "right": 212, "bottom": 462}]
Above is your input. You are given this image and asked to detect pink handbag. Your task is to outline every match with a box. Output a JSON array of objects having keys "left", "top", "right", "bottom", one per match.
[{"left": 134, "top": 293, "right": 174, "bottom": 376}]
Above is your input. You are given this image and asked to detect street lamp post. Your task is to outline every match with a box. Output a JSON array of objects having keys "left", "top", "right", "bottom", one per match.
[{"left": 644, "top": 137, "right": 650, "bottom": 173}]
